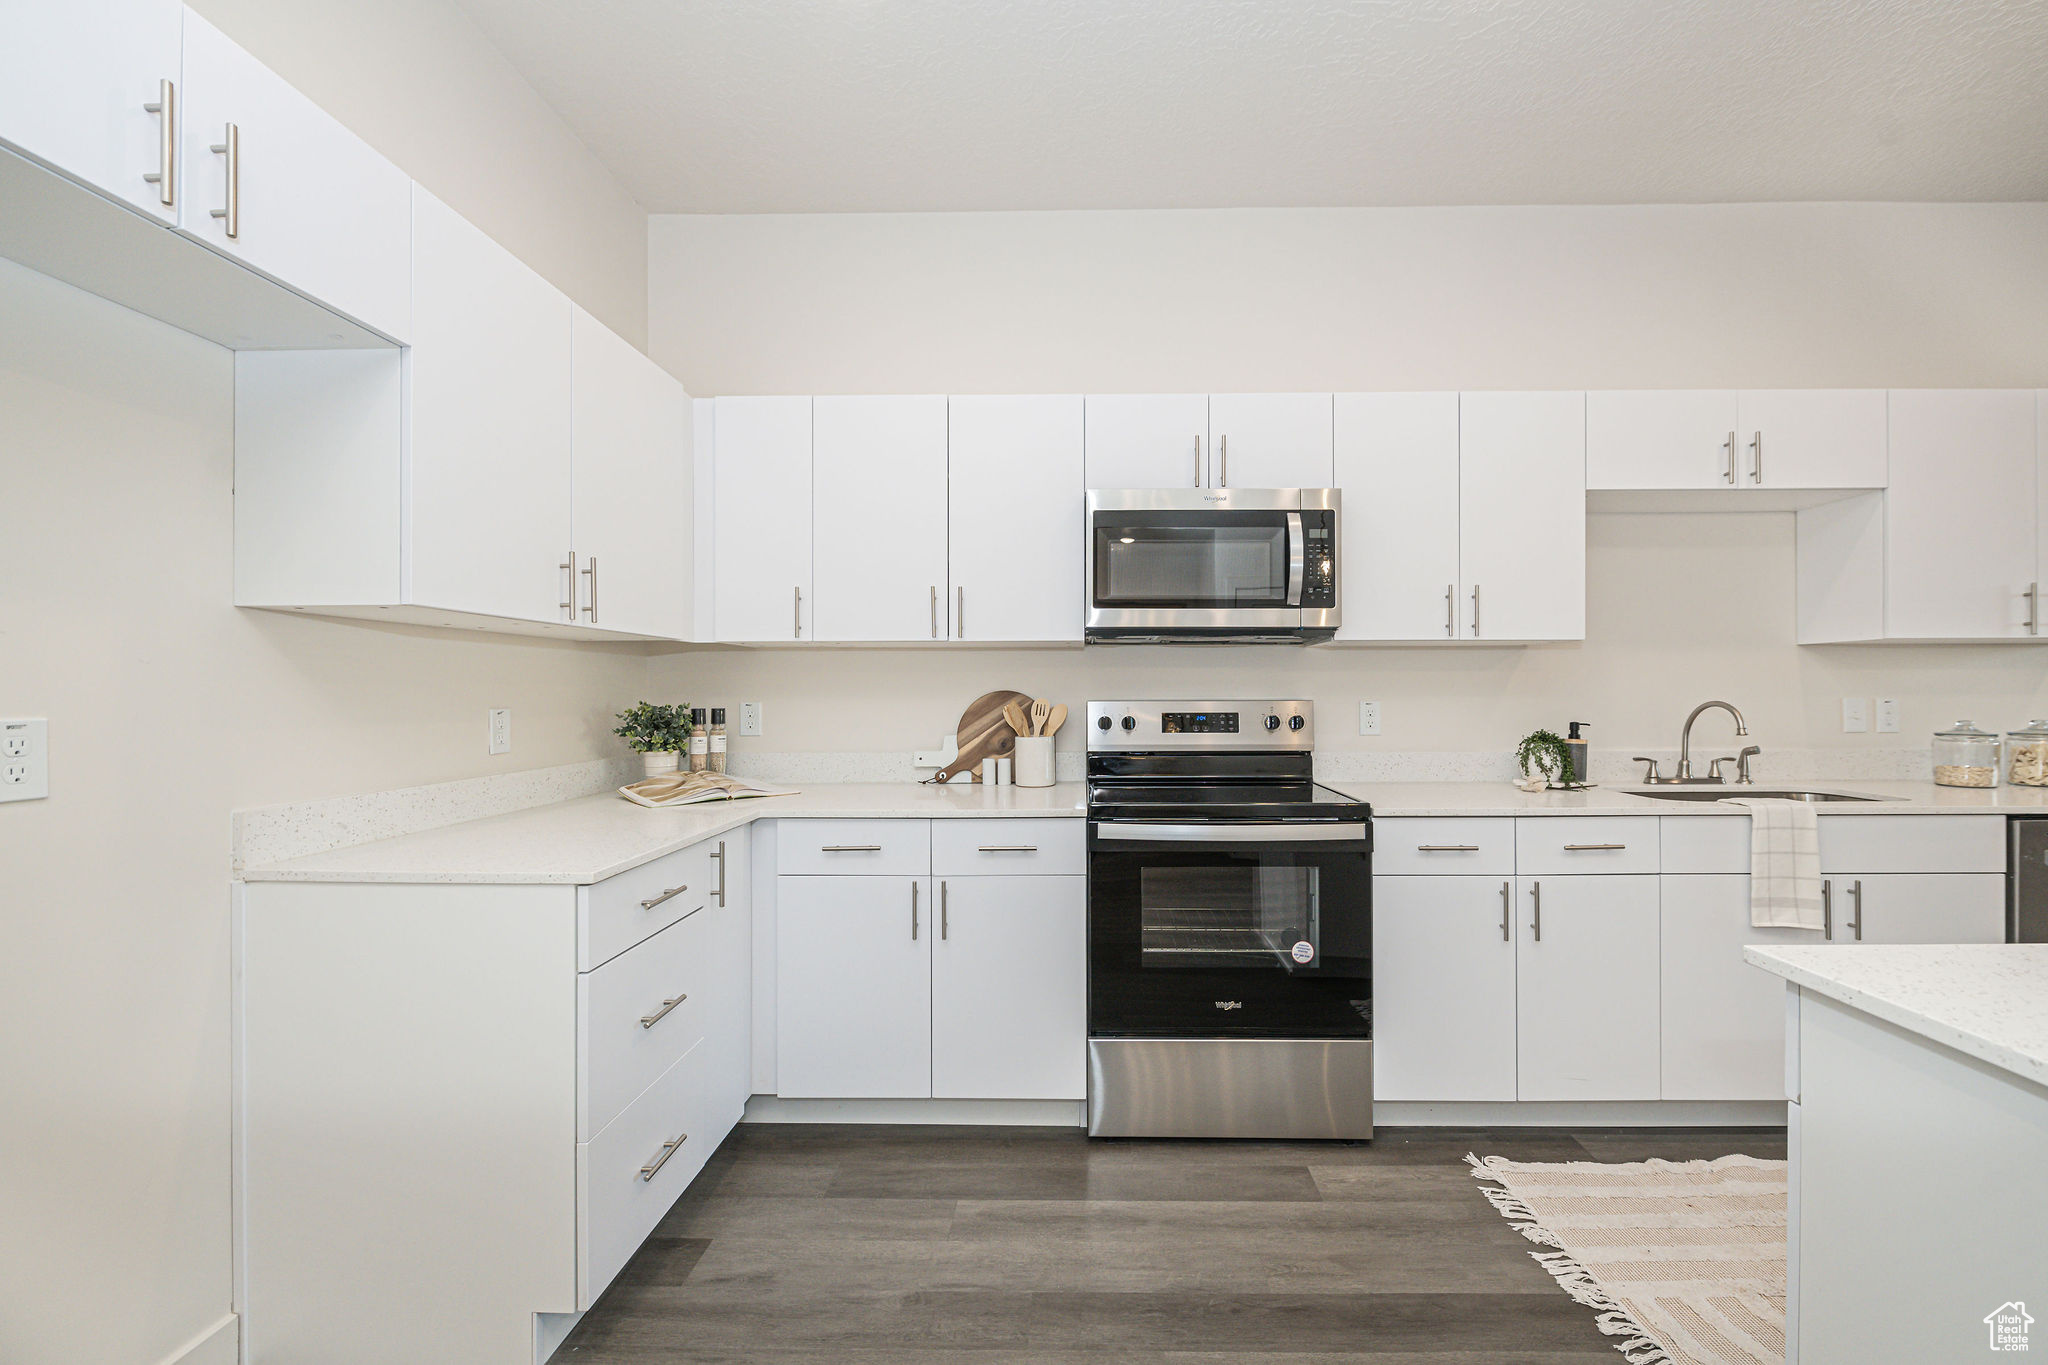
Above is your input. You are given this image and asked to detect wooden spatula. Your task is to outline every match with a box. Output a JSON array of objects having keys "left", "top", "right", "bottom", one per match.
[
  {"left": 1029, "top": 698, "right": 1051, "bottom": 736},
  {"left": 1002, "top": 699, "right": 1031, "bottom": 738}
]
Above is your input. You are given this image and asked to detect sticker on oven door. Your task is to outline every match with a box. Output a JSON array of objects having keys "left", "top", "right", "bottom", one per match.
[{"left": 1290, "top": 940, "right": 1315, "bottom": 963}]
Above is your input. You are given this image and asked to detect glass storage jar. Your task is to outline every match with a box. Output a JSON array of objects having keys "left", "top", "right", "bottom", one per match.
[
  {"left": 2009, "top": 720, "right": 2048, "bottom": 787},
  {"left": 1933, "top": 720, "right": 2000, "bottom": 788}
]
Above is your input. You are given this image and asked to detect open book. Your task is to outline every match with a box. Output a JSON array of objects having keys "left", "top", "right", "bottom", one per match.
[{"left": 618, "top": 771, "right": 799, "bottom": 808}]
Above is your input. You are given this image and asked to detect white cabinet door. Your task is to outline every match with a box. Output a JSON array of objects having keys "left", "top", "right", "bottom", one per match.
[
  {"left": 712, "top": 396, "right": 811, "bottom": 642},
  {"left": 932, "top": 876, "right": 1086, "bottom": 1100},
  {"left": 1333, "top": 392, "right": 1461, "bottom": 641},
  {"left": 407, "top": 188, "right": 572, "bottom": 624},
  {"left": 1826, "top": 873, "right": 2006, "bottom": 945},
  {"left": 2039, "top": 390, "right": 2048, "bottom": 599},
  {"left": 1458, "top": 392, "right": 1586, "bottom": 641},
  {"left": 1515, "top": 875, "right": 1661, "bottom": 1100},
  {"left": 177, "top": 12, "right": 411, "bottom": 340},
  {"left": 948, "top": 395, "right": 1084, "bottom": 642},
  {"left": 1738, "top": 390, "right": 1887, "bottom": 490},
  {"left": 1661, "top": 875, "right": 1821, "bottom": 1101},
  {"left": 812, "top": 395, "right": 949, "bottom": 642},
  {"left": 570, "top": 307, "right": 691, "bottom": 640},
  {"left": 1884, "top": 390, "right": 2037, "bottom": 640},
  {"left": 775, "top": 876, "right": 932, "bottom": 1098},
  {"left": 1372, "top": 876, "right": 1518, "bottom": 1101},
  {"left": 1585, "top": 391, "right": 1741, "bottom": 490},
  {"left": 0, "top": 0, "right": 183, "bottom": 221},
  {"left": 1207, "top": 393, "right": 1334, "bottom": 488},
  {"left": 1084, "top": 394, "right": 1209, "bottom": 489}
]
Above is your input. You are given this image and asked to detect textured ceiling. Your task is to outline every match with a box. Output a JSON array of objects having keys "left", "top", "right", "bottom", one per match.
[{"left": 454, "top": 0, "right": 2048, "bottom": 212}]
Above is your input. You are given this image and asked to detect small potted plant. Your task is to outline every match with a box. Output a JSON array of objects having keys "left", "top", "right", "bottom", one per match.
[
  {"left": 614, "top": 702, "right": 692, "bottom": 776},
  {"left": 1515, "top": 729, "right": 1582, "bottom": 792}
]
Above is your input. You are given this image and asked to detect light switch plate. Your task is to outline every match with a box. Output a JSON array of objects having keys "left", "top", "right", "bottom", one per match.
[
  {"left": 1359, "top": 701, "right": 1381, "bottom": 736},
  {"left": 1875, "top": 697, "right": 1900, "bottom": 734},
  {"left": 739, "top": 702, "right": 763, "bottom": 737},
  {"left": 1, "top": 718, "right": 48, "bottom": 801},
  {"left": 1842, "top": 698, "right": 1869, "bottom": 733}
]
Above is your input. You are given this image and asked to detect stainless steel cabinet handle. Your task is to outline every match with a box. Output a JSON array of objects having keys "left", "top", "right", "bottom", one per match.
[
  {"left": 1499, "top": 880, "right": 1511, "bottom": 942},
  {"left": 2028, "top": 582, "right": 2040, "bottom": 636},
  {"left": 207, "top": 122, "right": 239, "bottom": 238},
  {"left": 639, "top": 885, "right": 688, "bottom": 911},
  {"left": 821, "top": 844, "right": 883, "bottom": 853},
  {"left": 1193, "top": 435, "right": 1203, "bottom": 488},
  {"left": 957, "top": 586, "right": 964, "bottom": 639},
  {"left": 911, "top": 880, "right": 920, "bottom": 939},
  {"left": 581, "top": 556, "right": 597, "bottom": 621},
  {"left": 1530, "top": 881, "right": 1542, "bottom": 941},
  {"left": 940, "top": 880, "right": 949, "bottom": 940},
  {"left": 1417, "top": 844, "right": 1480, "bottom": 852},
  {"left": 560, "top": 550, "right": 576, "bottom": 618},
  {"left": 1822, "top": 879, "right": 1833, "bottom": 938},
  {"left": 1848, "top": 879, "right": 1863, "bottom": 941},
  {"left": 1445, "top": 584, "right": 1455, "bottom": 637},
  {"left": 931, "top": 586, "right": 938, "bottom": 639},
  {"left": 1723, "top": 431, "right": 1738, "bottom": 485},
  {"left": 977, "top": 845, "right": 1038, "bottom": 853},
  {"left": 1471, "top": 585, "right": 1481, "bottom": 637},
  {"left": 711, "top": 840, "right": 727, "bottom": 907},
  {"left": 639, "top": 1133, "right": 687, "bottom": 1181},
  {"left": 1218, "top": 434, "right": 1228, "bottom": 488},
  {"left": 639, "top": 994, "right": 687, "bottom": 1029},
  {"left": 793, "top": 586, "right": 802, "bottom": 639},
  {"left": 1749, "top": 431, "right": 1763, "bottom": 484},
  {"left": 1563, "top": 843, "right": 1626, "bottom": 851},
  {"left": 143, "top": 79, "right": 175, "bottom": 206}
]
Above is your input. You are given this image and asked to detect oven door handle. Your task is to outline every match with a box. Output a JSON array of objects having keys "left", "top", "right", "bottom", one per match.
[
  {"left": 1095, "top": 822, "right": 1368, "bottom": 843},
  {"left": 1285, "top": 511, "right": 1305, "bottom": 607}
]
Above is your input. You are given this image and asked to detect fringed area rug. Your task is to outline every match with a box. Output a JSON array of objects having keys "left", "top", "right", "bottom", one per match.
[{"left": 1468, "top": 1153, "right": 1788, "bottom": 1365}]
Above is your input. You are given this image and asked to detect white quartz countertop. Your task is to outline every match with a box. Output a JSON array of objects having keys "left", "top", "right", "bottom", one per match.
[
  {"left": 241, "top": 782, "right": 1086, "bottom": 885},
  {"left": 1323, "top": 779, "right": 2048, "bottom": 817},
  {"left": 1746, "top": 944, "right": 2048, "bottom": 1089}
]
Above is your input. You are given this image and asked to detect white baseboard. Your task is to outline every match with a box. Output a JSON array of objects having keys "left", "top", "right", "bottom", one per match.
[
  {"left": 744, "top": 1096, "right": 1087, "bottom": 1126},
  {"left": 156, "top": 1314, "right": 237, "bottom": 1365},
  {"left": 534, "top": 1311, "right": 583, "bottom": 1365},
  {"left": 1376, "top": 1099, "right": 1788, "bottom": 1127}
]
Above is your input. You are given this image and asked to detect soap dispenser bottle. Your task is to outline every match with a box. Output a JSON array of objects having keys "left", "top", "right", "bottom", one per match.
[{"left": 1566, "top": 722, "right": 1590, "bottom": 785}]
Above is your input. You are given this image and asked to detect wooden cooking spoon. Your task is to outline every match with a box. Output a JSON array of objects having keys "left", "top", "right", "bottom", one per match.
[
  {"left": 1042, "top": 703, "right": 1068, "bottom": 737},
  {"left": 1002, "top": 699, "right": 1031, "bottom": 737}
]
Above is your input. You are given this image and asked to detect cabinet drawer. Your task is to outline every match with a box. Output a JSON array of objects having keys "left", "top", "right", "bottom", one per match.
[
  {"left": 1371, "top": 819, "right": 1515, "bottom": 876},
  {"left": 1515, "top": 817, "right": 1658, "bottom": 875},
  {"left": 578, "top": 1037, "right": 717, "bottom": 1308},
  {"left": 578, "top": 839, "right": 717, "bottom": 971},
  {"left": 578, "top": 907, "right": 715, "bottom": 1140},
  {"left": 1818, "top": 815, "right": 2005, "bottom": 874},
  {"left": 932, "top": 819, "right": 1086, "bottom": 876},
  {"left": 777, "top": 819, "right": 931, "bottom": 875},
  {"left": 1660, "top": 816, "right": 1752, "bottom": 874}
]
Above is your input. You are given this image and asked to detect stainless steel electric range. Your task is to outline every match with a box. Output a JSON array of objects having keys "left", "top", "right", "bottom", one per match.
[{"left": 1085, "top": 699, "right": 1374, "bottom": 1140}]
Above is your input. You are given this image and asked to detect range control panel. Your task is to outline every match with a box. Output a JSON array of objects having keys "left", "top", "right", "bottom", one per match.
[{"left": 1087, "top": 700, "right": 1314, "bottom": 751}]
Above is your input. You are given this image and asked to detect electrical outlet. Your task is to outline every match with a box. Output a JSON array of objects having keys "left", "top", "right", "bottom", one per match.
[
  {"left": 1875, "top": 697, "right": 1900, "bottom": 734},
  {"left": 739, "top": 702, "right": 763, "bottom": 737},
  {"left": 1359, "top": 701, "right": 1381, "bottom": 736},
  {"left": 487, "top": 708, "right": 511, "bottom": 755},
  {"left": 1842, "top": 698, "right": 1869, "bottom": 734},
  {"left": 0, "top": 718, "right": 48, "bottom": 802}
]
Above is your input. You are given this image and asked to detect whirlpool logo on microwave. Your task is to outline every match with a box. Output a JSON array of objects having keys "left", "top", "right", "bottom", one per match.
[{"left": 1214, "top": 1000, "right": 1243, "bottom": 1010}]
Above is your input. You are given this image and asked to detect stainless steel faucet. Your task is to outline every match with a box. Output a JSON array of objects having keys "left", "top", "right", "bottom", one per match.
[{"left": 1633, "top": 702, "right": 1754, "bottom": 784}]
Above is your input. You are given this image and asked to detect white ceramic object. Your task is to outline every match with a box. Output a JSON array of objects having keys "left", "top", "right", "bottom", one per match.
[
  {"left": 641, "top": 751, "right": 680, "bottom": 777},
  {"left": 1013, "top": 737, "right": 1055, "bottom": 788}
]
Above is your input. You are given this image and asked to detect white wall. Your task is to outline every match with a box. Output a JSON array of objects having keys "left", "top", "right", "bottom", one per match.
[
  {"left": 191, "top": 0, "right": 649, "bottom": 346},
  {"left": 0, "top": 267, "right": 645, "bottom": 1364},
  {"left": 645, "top": 203, "right": 2048, "bottom": 761}
]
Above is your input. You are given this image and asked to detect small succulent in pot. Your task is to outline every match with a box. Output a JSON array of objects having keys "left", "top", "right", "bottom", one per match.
[
  {"left": 615, "top": 702, "right": 694, "bottom": 775},
  {"left": 1516, "top": 729, "right": 1581, "bottom": 792}
]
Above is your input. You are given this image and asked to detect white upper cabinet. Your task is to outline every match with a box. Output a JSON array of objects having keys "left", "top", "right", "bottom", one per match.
[
  {"left": 1884, "top": 390, "right": 2038, "bottom": 640},
  {"left": 1737, "top": 389, "right": 1886, "bottom": 489},
  {"left": 712, "top": 397, "right": 812, "bottom": 642},
  {"left": 0, "top": 0, "right": 183, "bottom": 222},
  {"left": 407, "top": 188, "right": 572, "bottom": 625},
  {"left": 176, "top": 11, "right": 411, "bottom": 341},
  {"left": 1206, "top": 394, "right": 1334, "bottom": 488},
  {"left": 1586, "top": 391, "right": 1741, "bottom": 490},
  {"left": 1334, "top": 392, "right": 1462, "bottom": 641},
  {"left": 948, "top": 395, "right": 1084, "bottom": 642},
  {"left": 1083, "top": 394, "right": 1210, "bottom": 489},
  {"left": 570, "top": 308, "right": 692, "bottom": 640},
  {"left": 1457, "top": 392, "right": 1586, "bottom": 641},
  {"left": 812, "top": 396, "right": 949, "bottom": 642}
]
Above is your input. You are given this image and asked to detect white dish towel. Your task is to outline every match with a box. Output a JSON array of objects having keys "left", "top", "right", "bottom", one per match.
[{"left": 1721, "top": 797, "right": 1825, "bottom": 930}]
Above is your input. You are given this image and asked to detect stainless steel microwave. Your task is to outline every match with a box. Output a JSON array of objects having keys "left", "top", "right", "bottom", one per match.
[{"left": 1085, "top": 488, "right": 1340, "bottom": 643}]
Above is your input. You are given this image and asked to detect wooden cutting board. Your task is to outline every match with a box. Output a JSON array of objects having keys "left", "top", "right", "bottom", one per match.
[{"left": 933, "top": 689, "right": 1033, "bottom": 783}]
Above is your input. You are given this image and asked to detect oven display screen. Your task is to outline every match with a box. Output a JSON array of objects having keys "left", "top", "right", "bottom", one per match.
[{"left": 1161, "top": 712, "right": 1238, "bottom": 734}]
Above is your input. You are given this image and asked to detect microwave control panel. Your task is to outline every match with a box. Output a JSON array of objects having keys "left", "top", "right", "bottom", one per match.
[{"left": 1302, "top": 511, "right": 1336, "bottom": 608}]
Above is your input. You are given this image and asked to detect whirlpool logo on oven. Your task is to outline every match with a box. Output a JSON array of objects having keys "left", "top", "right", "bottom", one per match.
[{"left": 1214, "top": 1000, "right": 1243, "bottom": 1010}]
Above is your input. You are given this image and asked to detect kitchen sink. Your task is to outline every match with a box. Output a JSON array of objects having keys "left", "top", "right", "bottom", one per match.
[{"left": 1623, "top": 788, "right": 1889, "bottom": 803}]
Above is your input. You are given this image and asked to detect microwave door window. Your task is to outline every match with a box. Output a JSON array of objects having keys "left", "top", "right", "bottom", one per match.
[{"left": 1096, "top": 526, "right": 1289, "bottom": 607}]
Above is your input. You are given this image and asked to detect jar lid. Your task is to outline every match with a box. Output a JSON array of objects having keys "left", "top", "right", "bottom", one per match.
[
  {"left": 2009, "top": 719, "right": 2048, "bottom": 739},
  {"left": 691, "top": 707, "right": 707, "bottom": 723},
  {"left": 711, "top": 708, "right": 726, "bottom": 723},
  {"left": 1935, "top": 720, "right": 1995, "bottom": 738}
]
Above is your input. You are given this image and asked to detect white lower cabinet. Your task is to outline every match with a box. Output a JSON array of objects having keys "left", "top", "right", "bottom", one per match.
[
  {"left": 932, "top": 876, "right": 1088, "bottom": 1099},
  {"left": 1372, "top": 875, "right": 1517, "bottom": 1101},
  {"left": 776, "top": 875, "right": 935, "bottom": 1098},
  {"left": 1515, "top": 875, "right": 1662, "bottom": 1100},
  {"left": 1819, "top": 872, "right": 2006, "bottom": 944},
  {"left": 1661, "top": 875, "right": 1819, "bottom": 1100}
]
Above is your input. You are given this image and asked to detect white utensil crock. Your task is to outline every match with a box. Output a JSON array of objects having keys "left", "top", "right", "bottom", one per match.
[{"left": 1012, "top": 736, "right": 1054, "bottom": 788}]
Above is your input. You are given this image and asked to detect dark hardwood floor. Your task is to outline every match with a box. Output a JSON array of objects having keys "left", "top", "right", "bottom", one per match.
[{"left": 557, "top": 1123, "right": 1787, "bottom": 1363}]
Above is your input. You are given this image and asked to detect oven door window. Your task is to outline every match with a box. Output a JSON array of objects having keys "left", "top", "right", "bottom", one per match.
[
  {"left": 1140, "top": 864, "right": 1321, "bottom": 969},
  {"left": 1092, "top": 517, "right": 1290, "bottom": 609}
]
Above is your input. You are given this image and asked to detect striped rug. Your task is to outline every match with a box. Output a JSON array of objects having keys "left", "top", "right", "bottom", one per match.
[{"left": 1468, "top": 1152, "right": 1787, "bottom": 1365}]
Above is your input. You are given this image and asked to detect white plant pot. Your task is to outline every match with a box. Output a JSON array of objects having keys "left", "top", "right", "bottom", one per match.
[{"left": 642, "top": 751, "right": 681, "bottom": 777}]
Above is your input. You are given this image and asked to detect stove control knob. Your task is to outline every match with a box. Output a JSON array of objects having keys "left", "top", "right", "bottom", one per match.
[
  {"left": 1096, "top": 714, "right": 1112, "bottom": 731},
  {"left": 1263, "top": 714, "right": 1281, "bottom": 732},
  {"left": 1120, "top": 716, "right": 1137, "bottom": 732},
  {"left": 1288, "top": 715, "right": 1306, "bottom": 732}
]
